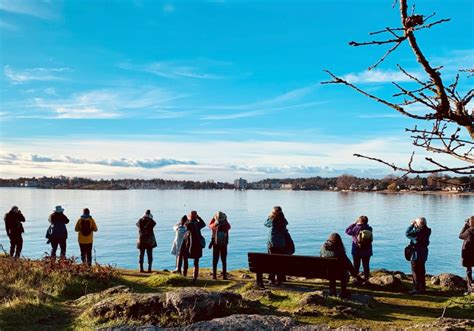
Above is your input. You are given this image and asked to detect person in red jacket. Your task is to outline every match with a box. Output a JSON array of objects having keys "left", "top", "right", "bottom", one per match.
[{"left": 208, "top": 211, "right": 231, "bottom": 280}]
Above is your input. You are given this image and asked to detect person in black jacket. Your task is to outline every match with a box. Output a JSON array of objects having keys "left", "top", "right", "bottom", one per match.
[
  {"left": 181, "top": 211, "right": 205, "bottom": 282},
  {"left": 48, "top": 205, "right": 70, "bottom": 259},
  {"left": 459, "top": 216, "right": 474, "bottom": 295},
  {"left": 320, "top": 232, "right": 361, "bottom": 299},
  {"left": 4, "top": 206, "right": 25, "bottom": 259},
  {"left": 136, "top": 210, "right": 157, "bottom": 273}
]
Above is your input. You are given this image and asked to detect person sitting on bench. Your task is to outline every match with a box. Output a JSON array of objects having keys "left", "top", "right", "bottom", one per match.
[{"left": 320, "top": 232, "right": 360, "bottom": 299}]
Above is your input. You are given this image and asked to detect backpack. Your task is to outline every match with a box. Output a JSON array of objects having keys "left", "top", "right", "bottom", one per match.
[
  {"left": 357, "top": 229, "right": 373, "bottom": 248},
  {"left": 214, "top": 221, "right": 228, "bottom": 247},
  {"left": 81, "top": 219, "right": 92, "bottom": 236}
]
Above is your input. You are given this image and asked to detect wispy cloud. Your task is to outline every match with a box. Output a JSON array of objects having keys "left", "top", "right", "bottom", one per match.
[
  {"left": 0, "top": 19, "right": 17, "bottom": 30},
  {"left": 27, "top": 87, "right": 187, "bottom": 119},
  {"left": 118, "top": 59, "right": 233, "bottom": 80},
  {"left": 0, "top": 0, "right": 57, "bottom": 19},
  {"left": 342, "top": 69, "right": 422, "bottom": 84},
  {"left": 4, "top": 66, "right": 70, "bottom": 83}
]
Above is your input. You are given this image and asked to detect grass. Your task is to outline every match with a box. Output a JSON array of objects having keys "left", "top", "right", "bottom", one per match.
[{"left": 0, "top": 257, "right": 472, "bottom": 330}]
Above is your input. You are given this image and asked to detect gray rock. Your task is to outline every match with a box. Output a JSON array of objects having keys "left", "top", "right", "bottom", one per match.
[
  {"left": 432, "top": 273, "right": 466, "bottom": 290},
  {"left": 368, "top": 274, "right": 401, "bottom": 287},
  {"left": 407, "top": 317, "right": 474, "bottom": 330},
  {"left": 243, "top": 289, "right": 274, "bottom": 300},
  {"left": 76, "top": 285, "right": 131, "bottom": 306},
  {"left": 180, "top": 314, "right": 297, "bottom": 330}
]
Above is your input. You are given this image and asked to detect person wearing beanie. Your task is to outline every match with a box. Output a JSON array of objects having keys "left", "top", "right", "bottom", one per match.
[
  {"left": 74, "top": 208, "right": 98, "bottom": 266},
  {"left": 208, "top": 211, "right": 231, "bottom": 280}
]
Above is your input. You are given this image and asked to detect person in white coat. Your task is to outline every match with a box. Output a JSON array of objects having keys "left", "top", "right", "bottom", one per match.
[{"left": 171, "top": 215, "right": 188, "bottom": 273}]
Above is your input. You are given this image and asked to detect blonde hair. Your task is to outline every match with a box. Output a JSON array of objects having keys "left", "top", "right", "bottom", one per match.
[
  {"left": 415, "top": 217, "right": 427, "bottom": 227},
  {"left": 214, "top": 211, "right": 227, "bottom": 222}
]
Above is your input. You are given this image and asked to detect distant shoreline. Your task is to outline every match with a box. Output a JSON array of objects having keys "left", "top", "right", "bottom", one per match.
[{"left": 1, "top": 186, "right": 473, "bottom": 195}]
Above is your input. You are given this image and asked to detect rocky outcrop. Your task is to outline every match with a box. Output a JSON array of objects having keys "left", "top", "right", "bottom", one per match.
[
  {"left": 407, "top": 317, "right": 474, "bottom": 330},
  {"left": 299, "top": 291, "right": 326, "bottom": 306},
  {"left": 368, "top": 274, "right": 401, "bottom": 287},
  {"left": 180, "top": 314, "right": 297, "bottom": 330},
  {"left": 86, "top": 287, "right": 251, "bottom": 326},
  {"left": 242, "top": 288, "right": 274, "bottom": 300},
  {"left": 430, "top": 274, "right": 466, "bottom": 290}
]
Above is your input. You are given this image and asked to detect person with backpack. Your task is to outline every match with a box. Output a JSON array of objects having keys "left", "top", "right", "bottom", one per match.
[
  {"left": 345, "top": 215, "right": 373, "bottom": 284},
  {"left": 171, "top": 215, "right": 188, "bottom": 274},
  {"left": 4, "top": 206, "right": 25, "bottom": 259},
  {"left": 181, "top": 211, "right": 206, "bottom": 282},
  {"left": 406, "top": 217, "right": 431, "bottom": 295},
  {"left": 459, "top": 216, "right": 474, "bottom": 296},
  {"left": 264, "top": 206, "right": 290, "bottom": 286},
  {"left": 320, "top": 232, "right": 360, "bottom": 299},
  {"left": 47, "top": 205, "right": 70, "bottom": 259},
  {"left": 74, "top": 208, "right": 98, "bottom": 266},
  {"left": 136, "top": 209, "right": 157, "bottom": 273},
  {"left": 208, "top": 211, "right": 231, "bottom": 280}
]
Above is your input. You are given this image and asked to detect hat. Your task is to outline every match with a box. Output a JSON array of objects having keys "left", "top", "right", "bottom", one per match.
[
  {"left": 55, "top": 205, "right": 64, "bottom": 213},
  {"left": 214, "top": 211, "right": 227, "bottom": 222}
]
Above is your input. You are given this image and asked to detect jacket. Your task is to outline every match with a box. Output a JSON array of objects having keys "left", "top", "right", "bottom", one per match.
[
  {"left": 319, "top": 240, "right": 356, "bottom": 279},
  {"left": 48, "top": 212, "right": 69, "bottom": 241},
  {"left": 405, "top": 225, "right": 431, "bottom": 262},
  {"left": 345, "top": 223, "right": 373, "bottom": 257},
  {"left": 265, "top": 214, "right": 288, "bottom": 248},
  {"left": 209, "top": 218, "right": 231, "bottom": 247},
  {"left": 171, "top": 223, "right": 187, "bottom": 256},
  {"left": 459, "top": 222, "right": 474, "bottom": 267},
  {"left": 136, "top": 216, "right": 157, "bottom": 249},
  {"left": 74, "top": 216, "right": 98, "bottom": 244},
  {"left": 183, "top": 218, "right": 206, "bottom": 259},
  {"left": 4, "top": 211, "right": 25, "bottom": 238}
]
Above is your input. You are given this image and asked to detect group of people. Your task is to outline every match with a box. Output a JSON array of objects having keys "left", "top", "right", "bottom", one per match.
[{"left": 3, "top": 205, "right": 474, "bottom": 296}]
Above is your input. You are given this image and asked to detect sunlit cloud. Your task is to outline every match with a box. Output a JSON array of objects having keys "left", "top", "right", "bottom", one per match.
[{"left": 4, "top": 66, "right": 70, "bottom": 83}]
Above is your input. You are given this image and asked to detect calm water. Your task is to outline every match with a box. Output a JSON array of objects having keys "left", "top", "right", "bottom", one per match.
[{"left": 0, "top": 188, "right": 472, "bottom": 275}]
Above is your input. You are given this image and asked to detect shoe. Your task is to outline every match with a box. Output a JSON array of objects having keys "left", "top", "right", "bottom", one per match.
[
  {"left": 408, "top": 289, "right": 418, "bottom": 295},
  {"left": 464, "top": 291, "right": 473, "bottom": 296}
]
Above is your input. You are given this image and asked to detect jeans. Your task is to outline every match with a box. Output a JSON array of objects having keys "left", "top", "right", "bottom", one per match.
[
  {"left": 80, "top": 243, "right": 93, "bottom": 266},
  {"left": 51, "top": 239, "right": 67, "bottom": 258},
  {"left": 9, "top": 236, "right": 23, "bottom": 258},
  {"left": 467, "top": 266, "right": 473, "bottom": 293},
  {"left": 139, "top": 248, "right": 153, "bottom": 265},
  {"left": 353, "top": 254, "right": 371, "bottom": 280},
  {"left": 212, "top": 245, "right": 228, "bottom": 278},
  {"left": 411, "top": 260, "right": 426, "bottom": 292}
]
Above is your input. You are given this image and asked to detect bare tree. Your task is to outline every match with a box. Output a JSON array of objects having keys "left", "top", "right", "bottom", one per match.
[{"left": 322, "top": 0, "right": 473, "bottom": 175}]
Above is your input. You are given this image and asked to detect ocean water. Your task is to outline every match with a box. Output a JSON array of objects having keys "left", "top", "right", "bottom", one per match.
[{"left": 0, "top": 188, "right": 472, "bottom": 275}]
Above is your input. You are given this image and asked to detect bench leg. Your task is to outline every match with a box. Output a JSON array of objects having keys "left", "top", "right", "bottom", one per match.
[{"left": 256, "top": 272, "right": 264, "bottom": 288}]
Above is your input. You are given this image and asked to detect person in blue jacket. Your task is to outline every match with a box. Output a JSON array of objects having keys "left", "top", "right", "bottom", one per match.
[
  {"left": 345, "top": 215, "right": 373, "bottom": 284},
  {"left": 264, "top": 206, "right": 288, "bottom": 286},
  {"left": 406, "top": 217, "right": 431, "bottom": 294}
]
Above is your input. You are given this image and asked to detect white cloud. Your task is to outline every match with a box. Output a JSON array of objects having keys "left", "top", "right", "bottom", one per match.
[
  {"left": 4, "top": 66, "right": 70, "bottom": 83},
  {"left": 342, "top": 69, "right": 422, "bottom": 84},
  {"left": 0, "top": 0, "right": 57, "bottom": 19},
  {"left": 118, "top": 59, "right": 231, "bottom": 80},
  {"left": 25, "top": 87, "right": 187, "bottom": 119},
  {"left": 2, "top": 136, "right": 465, "bottom": 181}
]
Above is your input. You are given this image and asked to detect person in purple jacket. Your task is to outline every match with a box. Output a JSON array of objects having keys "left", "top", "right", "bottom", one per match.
[{"left": 345, "top": 215, "right": 373, "bottom": 284}]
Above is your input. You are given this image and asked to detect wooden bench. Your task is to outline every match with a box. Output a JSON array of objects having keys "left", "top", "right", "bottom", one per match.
[{"left": 248, "top": 252, "right": 343, "bottom": 287}]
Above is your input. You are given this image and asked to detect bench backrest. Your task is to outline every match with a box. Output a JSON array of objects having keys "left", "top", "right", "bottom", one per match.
[{"left": 248, "top": 252, "right": 343, "bottom": 280}]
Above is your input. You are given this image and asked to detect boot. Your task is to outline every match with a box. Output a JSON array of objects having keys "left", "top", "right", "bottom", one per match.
[
  {"left": 147, "top": 263, "right": 152, "bottom": 273},
  {"left": 139, "top": 263, "right": 144, "bottom": 273},
  {"left": 212, "top": 266, "right": 217, "bottom": 280}
]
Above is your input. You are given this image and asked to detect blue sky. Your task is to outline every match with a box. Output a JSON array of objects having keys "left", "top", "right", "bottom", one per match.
[{"left": 0, "top": 0, "right": 473, "bottom": 180}]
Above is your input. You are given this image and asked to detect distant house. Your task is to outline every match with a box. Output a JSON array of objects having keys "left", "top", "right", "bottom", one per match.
[
  {"left": 234, "top": 178, "right": 248, "bottom": 190},
  {"left": 280, "top": 183, "right": 293, "bottom": 190}
]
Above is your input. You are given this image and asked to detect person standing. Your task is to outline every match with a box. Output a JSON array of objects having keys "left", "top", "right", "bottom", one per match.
[
  {"left": 345, "top": 215, "right": 373, "bottom": 284},
  {"left": 4, "top": 206, "right": 25, "bottom": 259},
  {"left": 181, "top": 211, "right": 205, "bottom": 282},
  {"left": 74, "top": 208, "right": 98, "bottom": 266},
  {"left": 171, "top": 215, "right": 188, "bottom": 274},
  {"left": 208, "top": 211, "right": 231, "bottom": 280},
  {"left": 264, "top": 206, "right": 288, "bottom": 286},
  {"left": 137, "top": 209, "right": 157, "bottom": 273},
  {"left": 406, "top": 217, "right": 431, "bottom": 295},
  {"left": 48, "top": 205, "right": 70, "bottom": 259},
  {"left": 459, "top": 216, "right": 474, "bottom": 296}
]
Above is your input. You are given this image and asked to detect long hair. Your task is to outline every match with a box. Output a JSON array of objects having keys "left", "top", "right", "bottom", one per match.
[{"left": 328, "top": 232, "right": 345, "bottom": 251}]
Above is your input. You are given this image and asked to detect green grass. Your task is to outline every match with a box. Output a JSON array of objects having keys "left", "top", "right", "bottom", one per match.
[{"left": 1, "top": 257, "right": 472, "bottom": 330}]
